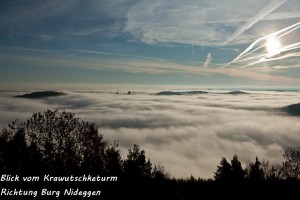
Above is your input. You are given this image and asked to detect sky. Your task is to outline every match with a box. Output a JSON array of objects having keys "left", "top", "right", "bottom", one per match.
[{"left": 0, "top": 0, "right": 300, "bottom": 88}]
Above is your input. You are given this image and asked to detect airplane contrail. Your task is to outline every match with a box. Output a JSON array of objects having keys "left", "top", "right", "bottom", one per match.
[
  {"left": 225, "top": 0, "right": 288, "bottom": 44},
  {"left": 222, "top": 21, "right": 300, "bottom": 69}
]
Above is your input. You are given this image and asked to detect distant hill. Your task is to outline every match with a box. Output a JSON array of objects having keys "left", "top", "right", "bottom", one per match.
[
  {"left": 225, "top": 91, "right": 248, "bottom": 95},
  {"left": 184, "top": 91, "right": 209, "bottom": 95},
  {"left": 156, "top": 91, "right": 183, "bottom": 95},
  {"left": 14, "top": 91, "right": 66, "bottom": 99},
  {"left": 282, "top": 103, "right": 300, "bottom": 116},
  {"left": 156, "top": 91, "right": 208, "bottom": 95}
]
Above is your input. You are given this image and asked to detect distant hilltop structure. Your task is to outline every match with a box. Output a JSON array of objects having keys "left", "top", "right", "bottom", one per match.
[{"left": 113, "top": 91, "right": 132, "bottom": 95}]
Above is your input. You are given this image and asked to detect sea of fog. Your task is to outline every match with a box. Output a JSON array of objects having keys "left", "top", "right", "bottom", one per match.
[{"left": 1, "top": 88, "right": 300, "bottom": 178}]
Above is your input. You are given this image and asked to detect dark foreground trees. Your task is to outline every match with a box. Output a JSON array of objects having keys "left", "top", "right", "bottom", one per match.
[
  {"left": 1, "top": 110, "right": 300, "bottom": 199},
  {"left": 0, "top": 110, "right": 169, "bottom": 178},
  {"left": 0, "top": 110, "right": 171, "bottom": 199},
  {"left": 215, "top": 154, "right": 245, "bottom": 182},
  {"left": 1, "top": 110, "right": 112, "bottom": 175}
]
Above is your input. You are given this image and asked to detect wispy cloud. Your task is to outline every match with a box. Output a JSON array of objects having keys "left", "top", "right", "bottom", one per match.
[
  {"left": 123, "top": 0, "right": 299, "bottom": 46},
  {"left": 1, "top": 1, "right": 299, "bottom": 86},
  {"left": 1, "top": 48, "right": 300, "bottom": 85},
  {"left": 1, "top": 0, "right": 299, "bottom": 46},
  {"left": 204, "top": 53, "right": 213, "bottom": 68}
]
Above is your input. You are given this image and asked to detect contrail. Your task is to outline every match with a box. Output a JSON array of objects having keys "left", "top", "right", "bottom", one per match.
[
  {"left": 203, "top": 53, "right": 212, "bottom": 68},
  {"left": 226, "top": 0, "right": 288, "bottom": 44},
  {"left": 233, "top": 22, "right": 300, "bottom": 63},
  {"left": 240, "top": 52, "right": 300, "bottom": 68},
  {"left": 222, "top": 21, "right": 300, "bottom": 68}
]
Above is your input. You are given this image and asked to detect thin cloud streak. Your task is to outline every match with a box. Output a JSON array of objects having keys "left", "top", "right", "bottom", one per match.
[
  {"left": 226, "top": 0, "right": 288, "bottom": 44},
  {"left": 203, "top": 53, "right": 213, "bottom": 68},
  {"left": 124, "top": 0, "right": 299, "bottom": 46},
  {"left": 223, "top": 21, "right": 300, "bottom": 69},
  {"left": 1, "top": 48, "right": 300, "bottom": 84}
]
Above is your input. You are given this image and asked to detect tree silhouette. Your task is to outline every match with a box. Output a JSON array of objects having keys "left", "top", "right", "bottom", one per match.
[
  {"left": 104, "top": 141, "right": 123, "bottom": 176},
  {"left": 124, "top": 144, "right": 152, "bottom": 179},
  {"left": 3, "top": 130, "right": 27, "bottom": 174},
  {"left": 214, "top": 157, "right": 232, "bottom": 181},
  {"left": 230, "top": 154, "right": 245, "bottom": 181},
  {"left": 282, "top": 147, "right": 300, "bottom": 179},
  {"left": 261, "top": 160, "right": 282, "bottom": 180},
  {"left": 0, "top": 129, "right": 9, "bottom": 173},
  {"left": 215, "top": 155, "right": 245, "bottom": 182},
  {"left": 152, "top": 165, "right": 170, "bottom": 180},
  {"left": 248, "top": 157, "right": 265, "bottom": 181},
  {"left": 0, "top": 110, "right": 121, "bottom": 175}
]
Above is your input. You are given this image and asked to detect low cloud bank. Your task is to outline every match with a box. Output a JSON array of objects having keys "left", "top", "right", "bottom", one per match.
[{"left": 1, "top": 89, "right": 300, "bottom": 178}]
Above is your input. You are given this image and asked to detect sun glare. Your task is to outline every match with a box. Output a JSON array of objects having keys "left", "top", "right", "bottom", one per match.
[{"left": 265, "top": 36, "right": 281, "bottom": 58}]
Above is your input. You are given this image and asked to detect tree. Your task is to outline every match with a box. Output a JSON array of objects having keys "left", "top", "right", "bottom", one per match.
[
  {"left": 0, "top": 129, "right": 9, "bottom": 173},
  {"left": 104, "top": 141, "right": 123, "bottom": 176},
  {"left": 0, "top": 126, "right": 43, "bottom": 175},
  {"left": 0, "top": 110, "right": 122, "bottom": 175},
  {"left": 261, "top": 160, "right": 282, "bottom": 180},
  {"left": 214, "top": 157, "right": 232, "bottom": 181},
  {"left": 282, "top": 147, "right": 300, "bottom": 179},
  {"left": 230, "top": 154, "right": 245, "bottom": 181},
  {"left": 3, "top": 130, "right": 28, "bottom": 174},
  {"left": 79, "top": 125, "right": 107, "bottom": 175},
  {"left": 124, "top": 144, "right": 152, "bottom": 179},
  {"left": 152, "top": 165, "right": 170, "bottom": 180},
  {"left": 248, "top": 157, "right": 265, "bottom": 181}
]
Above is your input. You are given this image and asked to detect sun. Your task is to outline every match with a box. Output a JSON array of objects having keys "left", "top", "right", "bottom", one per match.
[{"left": 265, "top": 36, "right": 281, "bottom": 58}]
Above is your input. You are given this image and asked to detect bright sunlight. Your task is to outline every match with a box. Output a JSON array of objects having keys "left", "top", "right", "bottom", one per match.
[{"left": 265, "top": 35, "right": 281, "bottom": 58}]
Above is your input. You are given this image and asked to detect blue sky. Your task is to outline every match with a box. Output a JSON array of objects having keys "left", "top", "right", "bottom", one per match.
[{"left": 0, "top": 0, "right": 300, "bottom": 87}]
